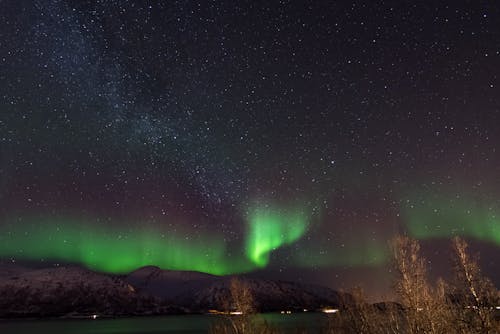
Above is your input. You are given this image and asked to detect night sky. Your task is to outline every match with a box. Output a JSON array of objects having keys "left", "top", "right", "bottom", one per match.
[{"left": 1, "top": 1, "right": 499, "bottom": 298}]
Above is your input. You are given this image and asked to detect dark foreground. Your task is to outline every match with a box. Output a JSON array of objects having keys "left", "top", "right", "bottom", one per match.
[{"left": 0, "top": 313, "right": 329, "bottom": 334}]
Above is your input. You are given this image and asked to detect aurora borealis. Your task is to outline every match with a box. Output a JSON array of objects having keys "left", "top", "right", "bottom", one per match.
[
  {"left": 246, "top": 205, "right": 309, "bottom": 267},
  {"left": 402, "top": 193, "right": 500, "bottom": 246},
  {"left": 0, "top": 208, "right": 311, "bottom": 275},
  {"left": 0, "top": 216, "right": 238, "bottom": 275},
  {"left": 1, "top": 1, "right": 500, "bottom": 295}
]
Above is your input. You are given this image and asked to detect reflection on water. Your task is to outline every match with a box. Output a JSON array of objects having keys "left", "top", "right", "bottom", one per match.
[{"left": 0, "top": 313, "right": 330, "bottom": 334}]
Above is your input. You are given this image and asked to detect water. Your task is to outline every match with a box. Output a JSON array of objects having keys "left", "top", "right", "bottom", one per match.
[{"left": 0, "top": 313, "right": 331, "bottom": 333}]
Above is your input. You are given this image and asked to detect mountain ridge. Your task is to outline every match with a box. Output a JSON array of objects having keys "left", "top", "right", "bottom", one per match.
[{"left": 0, "top": 264, "right": 349, "bottom": 318}]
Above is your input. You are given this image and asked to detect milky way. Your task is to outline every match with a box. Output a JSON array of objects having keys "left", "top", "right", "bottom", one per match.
[{"left": 1, "top": 1, "right": 499, "bottom": 294}]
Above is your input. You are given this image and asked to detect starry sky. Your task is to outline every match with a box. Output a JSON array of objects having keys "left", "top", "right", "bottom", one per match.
[{"left": 1, "top": 1, "right": 499, "bottom": 297}]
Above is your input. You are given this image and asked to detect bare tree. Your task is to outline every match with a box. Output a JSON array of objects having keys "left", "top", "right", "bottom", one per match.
[
  {"left": 331, "top": 286, "right": 403, "bottom": 334},
  {"left": 229, "top": 277, "right": 255, "bottom": 315},
  {"left": 390, "top": 235, "right": 453, "bottom": 334},
  {"left": 210, "top": 277, "right": 280, "bottom": 334},
  {"left": 327, "top": 235, "right": 499, "bottom": 334},
  {"left": 391, "top": 235, "right": 429, "bottom": 333},
  {"left": 450, "top": 237, "right": 499, "bottom": 334}
]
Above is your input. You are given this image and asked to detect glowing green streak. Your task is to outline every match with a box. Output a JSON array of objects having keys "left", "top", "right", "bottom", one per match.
[
  {"left": 245, "top": 206, "right": 309, "bottom": 267},
  {"left": 401, "top": 194, "right": 500, "bottom": 245},
  {"left": 0, "top": 216, "right": 254, "bottom": 275}
]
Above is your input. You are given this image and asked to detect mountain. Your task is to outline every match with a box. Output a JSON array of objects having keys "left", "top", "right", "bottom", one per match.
[
  {"left": 0, "top": 264, "right": 166, "bottom": 318},
  {"left": 125, "top": 265, "right": 218, "bottom": 299},
  {"left": 124, "top": 266, "right": 350, "bottom": 312},
  {"left": 0, "top": 264, "right": 349, "bottom": 317}
]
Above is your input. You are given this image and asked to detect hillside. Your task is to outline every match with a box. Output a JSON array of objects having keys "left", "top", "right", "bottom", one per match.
[{"left": 0, "top": 264, "right": 348, "bottom": 317}]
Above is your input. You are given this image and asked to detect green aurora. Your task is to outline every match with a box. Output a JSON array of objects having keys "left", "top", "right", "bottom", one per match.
[
  {"left": 17, "top": 194, "right": 498, "bottom": 275},
  {"left": 0, "top": 206, "right": 312, "bottom": 274},
  {"left": 0, "top": 216, "right": 254, "bottom": 275},
  {"left": 245, "top": 206, "right": 309, "bottom": 267},
  {"left": 5, "top": 193, "right": 498, "bottom": 276},
  {"left": 401, "top": 194, "right": 500, "bottom": 245}
]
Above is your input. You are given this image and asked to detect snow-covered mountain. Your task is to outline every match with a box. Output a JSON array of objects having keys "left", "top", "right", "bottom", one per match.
[
  {"left": 125, "top": 265, "right": 218, "bottom": 299},
  {"left": 0, "top": 264, "right": 349, "bottom": 317},
  {"left": 0, "top": 264, "right": 163, "bottom": 317},
  {"left": 124, "top": 266, "right": 350, "bottom": 312}
]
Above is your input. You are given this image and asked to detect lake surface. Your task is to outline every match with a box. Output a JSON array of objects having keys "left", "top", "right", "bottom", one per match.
[{"left": 0, "top": 313, "right": 332, "bottom": 333}]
